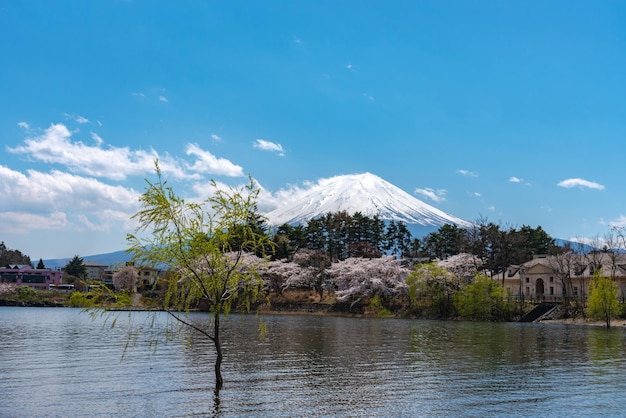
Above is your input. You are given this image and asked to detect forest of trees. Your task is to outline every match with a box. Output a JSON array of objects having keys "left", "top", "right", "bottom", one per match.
[
  {"left": 0, "top": 241, "right": 32, "bottom": 267},
  {"left": 269, "top": 211, "right": 559, "bottom": 275}
]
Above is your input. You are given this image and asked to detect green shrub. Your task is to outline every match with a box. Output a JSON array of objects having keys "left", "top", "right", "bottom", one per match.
[
  {"left": 17, "top": 286, "right": 37, "bottom": 300},
  {"left": 68, "top": 291, "right": 95, "bottom": 308},
  {"left": 454, "top": 274, "right": 514, "bottom": 321},
  {"left": 369, "top": 295, "right": 392, "bottom": 317},
  {"left": 112, "top": 292, "right": 132, "bottom": 307}
]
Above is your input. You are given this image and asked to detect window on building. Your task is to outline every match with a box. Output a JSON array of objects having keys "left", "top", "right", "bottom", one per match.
[
  {"left": 525, "top": 286, "right": 530, "bottom": 295},
  {"left": 573, "top": 286, "right": 578, "bottom": 296},
  {"left": 525, "top": 277, "right": 530, "bottom": 283},
  {"left": 549, "top": 277, "right": 554, "bottom": 283},
  {"left": 549, "top": 287, "right": 554, "bottom": 295}
]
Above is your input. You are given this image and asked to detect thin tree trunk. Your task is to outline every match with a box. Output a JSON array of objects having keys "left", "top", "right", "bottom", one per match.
[{"left": 214, "top": 312, "right": 223, "bottom": 391}]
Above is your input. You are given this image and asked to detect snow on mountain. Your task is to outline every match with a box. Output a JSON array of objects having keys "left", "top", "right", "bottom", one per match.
[{"left": 265, "top": 172, "right": 472, "bottom": 229}]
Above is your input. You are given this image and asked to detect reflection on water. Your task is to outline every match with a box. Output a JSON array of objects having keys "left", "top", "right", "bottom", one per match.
[{"left": 1, "top": 307, "right": 626, "bottom": 417}]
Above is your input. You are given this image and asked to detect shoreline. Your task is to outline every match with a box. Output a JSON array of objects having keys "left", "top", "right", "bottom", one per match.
[
  {"left": 539, "top": 317, "right": 626, "bottom": 328},
  {"left": 3, "top": 298, "right": 626, "bottom": 328}
]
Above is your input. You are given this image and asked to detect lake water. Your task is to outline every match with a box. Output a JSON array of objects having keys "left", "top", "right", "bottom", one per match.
[{"left": 1, "top": 307, "right": 626, "bottom": 417}]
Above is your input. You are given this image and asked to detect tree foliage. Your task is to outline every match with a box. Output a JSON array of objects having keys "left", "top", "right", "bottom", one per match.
[
  {"left": 272, "top": 211, "right": 407, "bottom": 261},
  {"left": 422, "top": 219, "right": 558, "bottom": 281},
  {"left": 126, "top": 162, "right": 272, "bottom": 391},
  {"left": 586, "top": 273, "right": 620, "bottom": 328},
  {"left": 63, "top": 255, "right": 87, "bottom": 279},
  {"left": 0, "top": 242, "right": 32, "bottom": 267},
  {"left": 261, "top": 259, "right": 304, "bottom": 293},
  {"left": 436, "top": 253, "right": 483, "bottom": 282},
  {"left": 271, "top": 213, "right": 560, "bottom": 282},
  {"left": 112, "top": 265, "right": 138, "bottom": 292},
  {"left": 454, "top": 274, "right": 514, "bottom": 321},
  {"left": 406, "top": 262, "right": 459, "bottom": 317},
  {"left": 327, "top": 256, "right": 409, "bottom": 303},
  {"left": 291, "top": 248, "right": 331, "bottom": 300}
]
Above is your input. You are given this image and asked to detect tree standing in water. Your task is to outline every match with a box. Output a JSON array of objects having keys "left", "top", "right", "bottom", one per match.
[
  {"left": 586, "top": 273, "right": 620, "bottom": 328},
  {"left": 127, "top": 162, "right": 271, "bottom": 391}
]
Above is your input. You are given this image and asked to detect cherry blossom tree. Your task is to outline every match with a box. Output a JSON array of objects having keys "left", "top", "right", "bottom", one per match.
[
  {"left": 327, "top": 256, "right": 409, "bottom": 303},
  {"left": 112, "top": 265, "right": 138, "bottom": 292},
  {"left": 261, "top": 259, "right": 298, "bottom": 293},
  {"left": 291, "top": 249, "right": 331, "bottom": 300},
  {"left": 436, "top": 253, "right": 483, "bottom": 283}
]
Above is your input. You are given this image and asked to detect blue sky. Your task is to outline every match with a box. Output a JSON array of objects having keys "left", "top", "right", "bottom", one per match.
[{"left": 1, "top": 1, "right": 626, "bottom": 260}]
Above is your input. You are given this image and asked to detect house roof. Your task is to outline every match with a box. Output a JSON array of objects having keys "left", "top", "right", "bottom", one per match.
[
  {"left": 506, "top": 253, "right": 626, "bottom": 279},
  {"left": 84, "top": 261, "right": 108, "bottom": 268}
]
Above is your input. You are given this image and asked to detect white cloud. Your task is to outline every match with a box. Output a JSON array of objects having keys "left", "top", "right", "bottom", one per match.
[
  {"left": 473, "top": 192, "right": 482, "bottom": 197},
  {"left": 185, "top": 143, "right": 245, "bottom": 177},
  {"left": 1, "top": 121, "right": 269, "bottom": 257},
  {"left": 487, "top": 206, "right": 495, "bottom": 212},
  {"left": 132, "top": 92, "right": 145, "bottom": 98},
  {"left": 0, "top": 165, "right": 141, "bottom": 233},
  {"left": 414, "top": 187, "right": 447, "bottom": 203},
  {"left": 159, "top": 95, "right": 169, "bottom": 103},
  {"left": 189, "top": 177, "right": 279, "bottom": 215},
  {"left": 8, "top": 123, "right": 163, "bottom": 181},
  {"left": 9, "top": 122, "right": 246, "bottom": 183},
  {"left": 567, "top": 236, "right": 603, "bottom": 248},
  {"left": 253, "top": 139, "right": 285, "bottom": 156},
  {"left": 609, "top": 215, "right": 626, "bottom": 229},
  {"left": 0, "top": 211, "right": 67, "bottom": 233},
  {"left": 24, "top": 169, "right": 140, "bottom": 212},
  {"left": 90, "top": 132, "right": 103, "bottom": 145},
  {"left": 211, "top": 134, "right": 222, "bottom": 142},
  {"left": 346, "top": 63, "right": 353, "bottom": 70},
  {"left": 17, "top": 121, "right": 30, "bottom": 129},
  {"left": 64, "top": 113, "right": 89, "bottom": 124},
  {"left": 557, "top": 178, "right": 605, "bottom": 190},
  {"left": 509, "top": 176, "right": 531, "bottom": 186},
  {"left": 457, "top": 169, "right": 478, "bottom": 177}
]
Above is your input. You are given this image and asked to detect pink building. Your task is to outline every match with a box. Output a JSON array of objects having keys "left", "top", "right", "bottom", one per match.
[{"left": 0, "top": 265, "right": 64, "bottom": 290}]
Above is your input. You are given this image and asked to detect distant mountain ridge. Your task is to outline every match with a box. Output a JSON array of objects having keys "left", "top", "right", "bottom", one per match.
[
  {"left": 44, "top": 250, "right": 131, "bottom": 270},
  {"left": 265, "top": 172, "right": 472, "bottom": 230}
]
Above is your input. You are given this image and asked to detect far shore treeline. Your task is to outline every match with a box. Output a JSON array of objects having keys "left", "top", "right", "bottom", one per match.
[
  {"left": 1, "top": 211, "right": 567, "bottom": 319},
  {"left": 1, "top": 207, "right": 623, "bottom": 327},
  {"left": 267, "top": 211, "right": 560, "bottom": 268}
]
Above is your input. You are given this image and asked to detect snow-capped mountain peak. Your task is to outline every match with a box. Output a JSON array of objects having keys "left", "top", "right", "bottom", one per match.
[{"left": 265, "top": 173, "right": 471, "bottom": 229}]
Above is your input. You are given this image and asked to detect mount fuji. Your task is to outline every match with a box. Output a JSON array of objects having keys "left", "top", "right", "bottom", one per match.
[{"left": 265, "top": 173, "right": 472, "bottom": 234}]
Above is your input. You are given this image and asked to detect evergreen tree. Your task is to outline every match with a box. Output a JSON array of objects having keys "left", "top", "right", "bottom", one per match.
[
  {"left": 37, "top": 258, "right": 45, "bottom": 269},
  {"left": 63, "top": 255, "right": 87, "bottom": 279}
]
